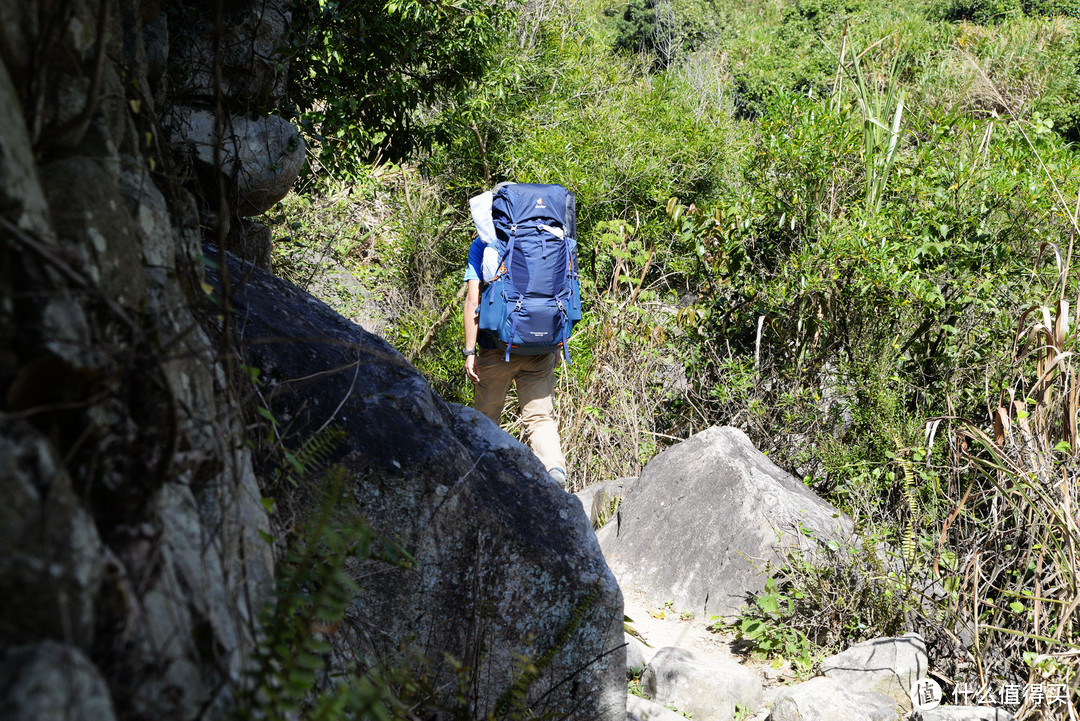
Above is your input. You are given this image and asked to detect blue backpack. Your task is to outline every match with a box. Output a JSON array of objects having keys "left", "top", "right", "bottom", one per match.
[{"left": 469, "top": 183, "right": 582, "bottom": 362}]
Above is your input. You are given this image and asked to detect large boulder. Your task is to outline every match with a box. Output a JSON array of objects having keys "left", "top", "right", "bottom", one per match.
[
  {"left": 211, "top": 249, "right": 627, "bottom": 720},
  {"left": 598, "top": 426, "right": 852, "bottom": 620},
  {"left": 169, "top": 107, "right": 305, "bottom": 216},
  {"left": 167, "top": 0, "right": 291, "bottom": 106}
]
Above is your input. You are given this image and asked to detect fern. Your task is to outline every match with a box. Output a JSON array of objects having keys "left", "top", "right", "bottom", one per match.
[
  {"left": 232, "top": 466, "right": 411, "bottom": 721},
  {"left": 274, "top": 425, "right": 346, "bottom": 490},
  {"left": 492, "top": 581, "right": 602, "bottom": 719},
  {"left": 891, "top": 433, "right": 919, "bottom": 569}
]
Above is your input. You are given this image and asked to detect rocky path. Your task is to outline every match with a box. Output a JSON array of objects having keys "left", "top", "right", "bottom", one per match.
[
  {"left": 621, "top": 589, "right": 790, "bottom": 720},
  {"left": 622, "top": 590, "right": 735, "bottom": 666}
]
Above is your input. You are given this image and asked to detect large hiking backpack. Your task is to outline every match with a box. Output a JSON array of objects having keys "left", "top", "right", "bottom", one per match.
[{"left": 469, "top": 183, "right": 582, "bottom": 362}]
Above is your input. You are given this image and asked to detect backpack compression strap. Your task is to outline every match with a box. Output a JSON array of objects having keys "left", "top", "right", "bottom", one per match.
[{"left": 503, "top": 228, "right": 521, "bottom": 362}]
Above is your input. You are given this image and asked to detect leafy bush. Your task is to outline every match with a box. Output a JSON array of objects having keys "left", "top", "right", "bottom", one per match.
[
  {"left": 934, "top": 0, "right": 1080, "bottom": 22},
  {"left": 1024, "top": 0, "right": 1080, "bottom": 18},
  {"left": 723, "top": 576, "right": 818, "bottom": 673},
  {"left": 933, "top": 0, "right": 1024, "bottom": 23},
  {"left": 610, "top": 0, "right": 722, "bottom": 67},
  {"left": 289, "top": 0, "right": 506, "bottom": 175}
]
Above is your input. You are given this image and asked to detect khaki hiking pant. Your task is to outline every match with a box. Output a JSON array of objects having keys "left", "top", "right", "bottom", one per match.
[{"left": 473, "top": 349, "right": 567, "bottom": 473}]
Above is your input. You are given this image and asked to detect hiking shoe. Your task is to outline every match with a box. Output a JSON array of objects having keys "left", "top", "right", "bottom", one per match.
[{"left": 548, "top": 467, "right": 567, "bottom": 490}]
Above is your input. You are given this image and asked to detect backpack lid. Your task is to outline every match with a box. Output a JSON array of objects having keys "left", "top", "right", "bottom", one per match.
[
  {"left": 470, "top": 183, "right": 575, "bottom": 244},
  {"left": 492, "top": 183, "right": 571, "bottom": 229}
]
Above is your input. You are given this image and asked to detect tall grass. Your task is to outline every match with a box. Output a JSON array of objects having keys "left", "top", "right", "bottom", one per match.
[
  {"left": 936, "top": 266, "right": 1080, "bottom": 715},
  {"left": 829, "top": 29, "right": 907, "bottom": 213},
  {"left": 918, "top": 67, "right": 1080, "bottom": 712}
]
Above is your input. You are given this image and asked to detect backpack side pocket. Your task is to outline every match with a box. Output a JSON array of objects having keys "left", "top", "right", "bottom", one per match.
[{"left": 478, "top": 277, "right": 508, "bottom": 341}]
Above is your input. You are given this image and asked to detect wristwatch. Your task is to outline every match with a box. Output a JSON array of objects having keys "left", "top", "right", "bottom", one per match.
[{"left": 462, "top": 347, "right": 477, "bottom": 358}]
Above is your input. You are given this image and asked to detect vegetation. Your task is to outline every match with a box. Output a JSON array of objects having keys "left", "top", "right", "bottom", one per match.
[{"left": 264, "top": 0, "right": 1080, "bottom": 715}]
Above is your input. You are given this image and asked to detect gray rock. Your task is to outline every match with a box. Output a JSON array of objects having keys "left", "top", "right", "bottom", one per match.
[
  {"left": 913, "top": 707, "right": 1013, "bottom": 721},
  {"left": 0, "top": 418, "right": 104, "bottom": 650},
  {"left": 210, "top": 248, "right": 626, "bottom": 720},
  {"left": 301, "top": 250, "right": 392, "bottom": 335},
  {"left": 641, "top": 646, "right": 763, "bottom": 721},
  {"left": 770, "top": 676, "right": 903, "bottom": 721},
  {"left": 142, "top": 11, "right": 169, "bottom": 95},
  {"left": 122, "top": 480, "right": 269, "bottom": 719},
  {"left": 169, "top": 107, "right": 306, "bottom": 215},
  {"left": 167, "top": 0, "right": 291, "bottom": 104},
  {"left": 225, "top": 218, "right": 273, "bottom": 269},
  {"left": 40, "top": 157, "right": 147, "bottom": 306},
  {"left": 627, "top": 693, "right": 688, "bottom": 721},
  {"left": 599, "top": 426, "right": 853, "bottom": 620},
  {"left": 0, "top": 4, "right": 37, "bottom": 87},
  {"left": 0, "top": 3, "right": 285, "bottom": 720},
  {"left": 0, "top": 642, "right": 117, "bottom": 721},
  {"left": 0, "top": 57, "right": 51, "bottom": 236},
  {"left": 626, "top": 632, "right": 648, "bottom": 672},
  {"left": 820, "top": 633, "right": 928, "bottom": 712},
  {"left": 576, "top": 477, "right": 636, "bottom": 526},
  {"left": 118, "top": 156, "right": 174, "bottom": 271}
]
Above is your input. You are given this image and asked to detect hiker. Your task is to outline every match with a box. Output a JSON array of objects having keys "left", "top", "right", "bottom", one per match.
[{"left": 462, "top": 183, "right": 582, "bottom": 489}]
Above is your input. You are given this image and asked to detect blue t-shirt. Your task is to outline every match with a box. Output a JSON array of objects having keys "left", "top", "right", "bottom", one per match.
[{"left": 464, "top": 237, "right": 485, "bottom": 282}]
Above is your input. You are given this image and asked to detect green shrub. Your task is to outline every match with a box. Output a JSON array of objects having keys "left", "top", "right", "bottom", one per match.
[
  {"left": 610, "top": 0, "right": 722, "bottom": 67},
  {"left": 1024, "top": 0, "right": 1080, "bottom": 18},
  {"left": 933, "top": 0, "right": 1080, "bottom": 22},
  {"left": 932, "top": 0, "right": 1024, "bottom": 23}
]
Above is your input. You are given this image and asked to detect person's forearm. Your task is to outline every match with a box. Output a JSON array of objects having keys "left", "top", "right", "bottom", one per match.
[
  {"left": 464, "top": 306, "right": 478, "bottom": 349},
  {"left": 464, "top": 281, "right": 480, "bottom": 350}
]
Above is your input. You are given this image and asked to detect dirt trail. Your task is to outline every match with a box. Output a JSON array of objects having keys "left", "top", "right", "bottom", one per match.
[{"left": 622, "top": 590, "right": 739, "bottom": 665}]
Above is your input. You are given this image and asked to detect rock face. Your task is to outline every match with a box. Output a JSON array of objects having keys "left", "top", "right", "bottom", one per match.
[
  {"left": 166, "top": 0, "right": 291, "bottom": 105},
  {"left": 164, "top": 0, "right": 305, "bottom": 258},
  {"left": 0, "top": 1, "right": 276, "bottom": 719},
  {"left": 2, "top": 2, "right": 624, "bottom": 720},
  {"left": 0, "top": 642, "right": 118, "bottom": 721},
  {"left": 211, "top": 249, "right": 627, "bottom": 720},
  {"left": 168, "top": 107, "right": 305, "bottom": 216},
  {"left": 598, "top": 426, "right": 852, "bottom": 619}
]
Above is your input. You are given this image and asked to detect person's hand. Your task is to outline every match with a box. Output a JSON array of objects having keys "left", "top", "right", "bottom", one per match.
[{"left": 465, "top": 353, "right": 479, "bottom": 384}]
